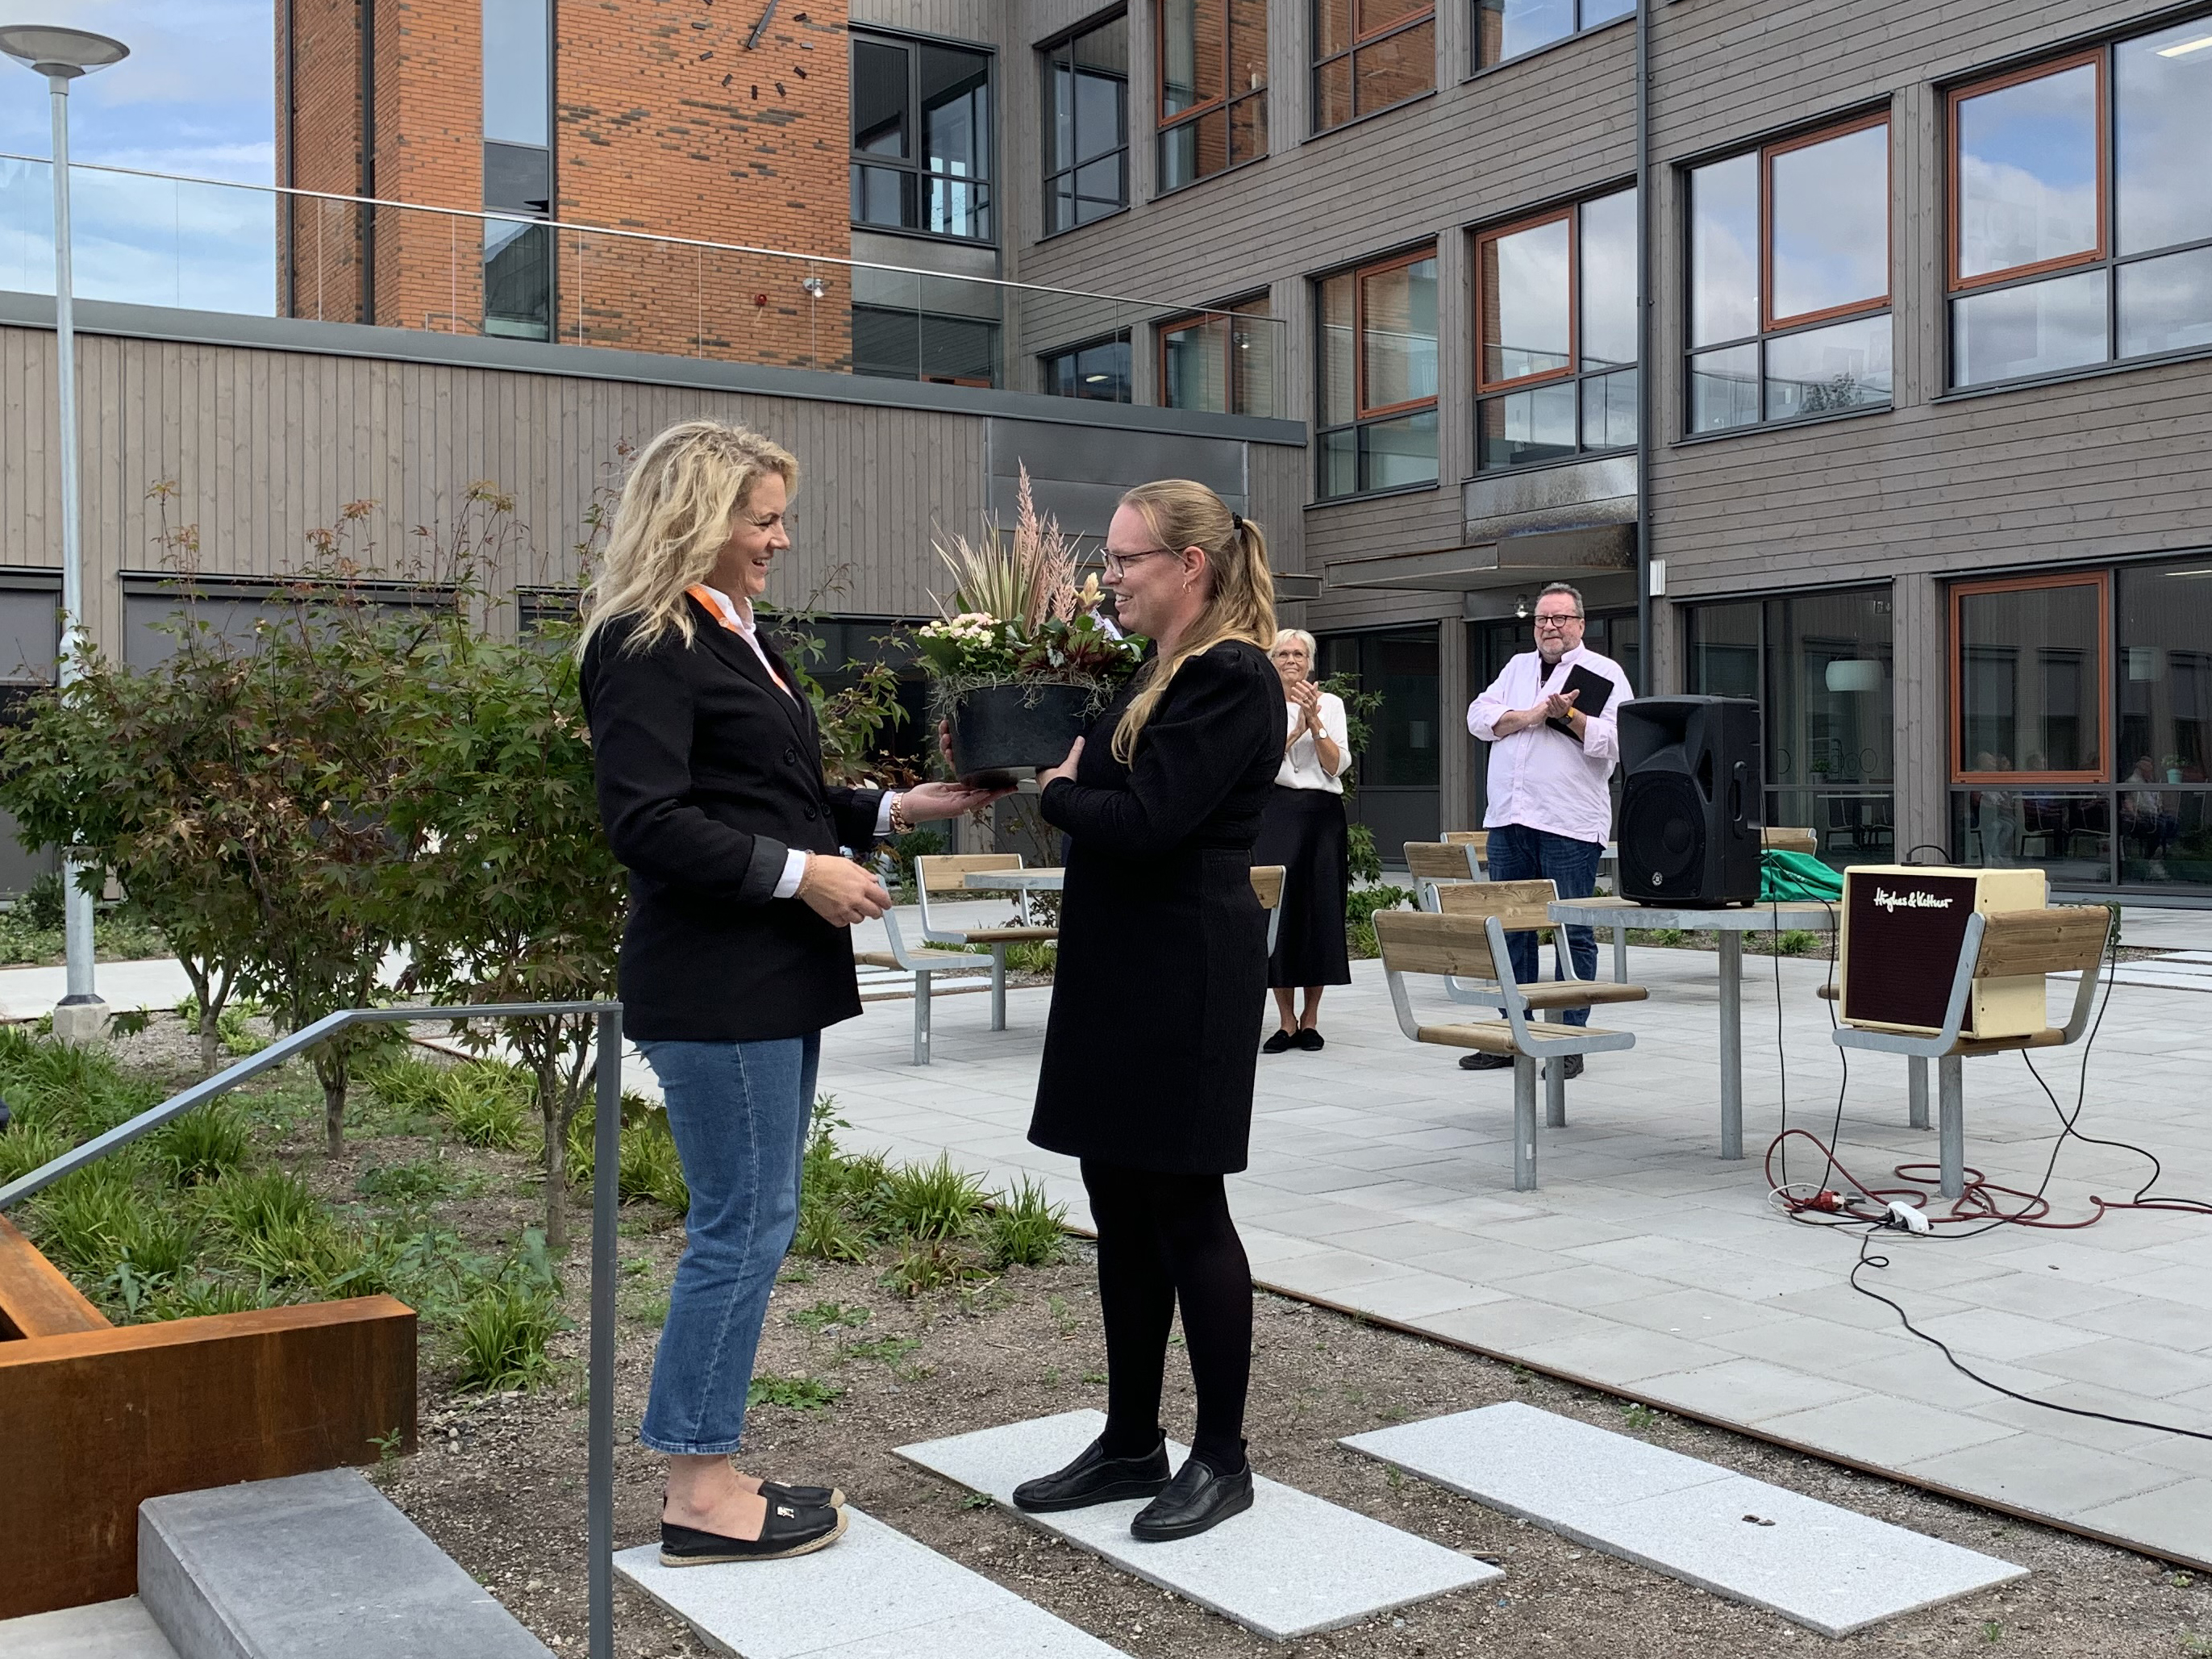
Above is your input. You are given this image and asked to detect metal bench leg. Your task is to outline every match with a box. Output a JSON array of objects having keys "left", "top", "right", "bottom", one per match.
[
  {"left": 1545, "top": 1051, "right": 1567, "bottom": 1128},
  {"left": 1513, "top": 1054, "right": 1539, "bottom": 1191},
  {"left": 1908, "top": 1056, "right": 1928, "bottom": 1131},
  {"left": 914, "top": 972, "right": 931, "bottom": 1065},
  {"left": 990, "top": 944, "right": 1007, "bottom": 1032},
  {"left": 1938, "top": 1055, "right": 1964, "bottom": 1199},
  {"left": 1614, "top": 925, "right": 1628, "bottom": 984}
]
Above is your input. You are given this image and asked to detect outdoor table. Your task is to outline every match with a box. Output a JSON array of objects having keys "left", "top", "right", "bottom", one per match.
[
  {"left": 1547, "top": 897, "right": 1840, "bottom": 1161},
  {"left": 961, "top": 865, "right": 1065, "bottom": 927}
]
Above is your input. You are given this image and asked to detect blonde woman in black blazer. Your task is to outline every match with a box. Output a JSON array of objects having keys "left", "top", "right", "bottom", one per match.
[{"left": 581, "top": 419, "right": 999, "bottom": 1565}]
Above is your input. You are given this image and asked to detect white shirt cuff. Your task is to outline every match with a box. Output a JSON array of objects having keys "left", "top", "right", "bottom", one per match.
[
  {"left": 876, "top": 792, "right": 899, "bottom": 836},
  {"left": 773, "top": 848, "right": 810, "bottom": 900}
]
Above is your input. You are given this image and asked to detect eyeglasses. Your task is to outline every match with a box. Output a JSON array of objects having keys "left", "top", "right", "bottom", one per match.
[
  {"left": 1102, "top": 546, "right": 1173, "bottom": 577},
  {"left": 1532, "top": 614, "right": 1584, "bottom": 632}
]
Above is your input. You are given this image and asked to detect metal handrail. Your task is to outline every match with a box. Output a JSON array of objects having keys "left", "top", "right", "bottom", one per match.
[{"left": 0, "top": 1000, "right": 625, "bottom": 1659}]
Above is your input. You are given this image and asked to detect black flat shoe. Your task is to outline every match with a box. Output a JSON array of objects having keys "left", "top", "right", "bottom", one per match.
[
  {"left": 660, "top": 1499, "right": 847, "bottom": 1565},
  {"left": 1293, "top": 1028, "right": 1323, "bottom": 1052},
  {"left": 1012, "top": 1435, "right": 1171, "bottom": 1512},
  {"left": 1130, "top": 1457, "right": 1254, "bottom": 1542},
  {"left": 762, "top": 1479, "right": 845, "bottom": 1509},
  {"left": 1547, "top": 1054, "right": 1585, "bottom": 1081},
  {"left": 1458, "top": 1052, "right": 1514, "bottom": 1071},
  {"left": 1262, "top": 1029, "right": 1295, "bottom": 1054}
]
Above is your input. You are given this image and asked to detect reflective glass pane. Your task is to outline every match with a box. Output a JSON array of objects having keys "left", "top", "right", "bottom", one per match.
[
  {"left": 2118, "top": 561, "right": 2212, "bottom": 793},
  {"left": 1362, "top": 0, "right": 1431, "bottom": 32},
  {"left": 1481, "top": 0, "right": 1572, "bottom": 65},
  {"left": 1764, "top": 315, "right": 1892, "bottom": 420},
  {"left": 2117, "top": 21, "right": 2212, "bottom": 255},
  {"left": 1318, "top": 272, "right": 1356, "bottom": 426},
  {"left": 1231, "top": 0, "right": 1268, "bottom": 93},
  {"left": 1688, "top": 343, "right": 1758, "bottom": 432},
  {"left": 1769, "top": 123, "right": 1889, "bottom": 321},
  {"left": 1164, "top": 315, "right": 1228, "bottom": 411},
  {"left": 1315, "top": 0, "right": 1354, "bottom": 60},
  {"left": 1362, "top": 256, "right": 1439, "bottom": 409},
  {"left": 1581, "top": 0, "right": 1635, "bottom": 23},
  {"left": 1956, "top": 63, "right": 2100, "bottom": 280},
  {"left": 1764, "top": 590, "right": 1893, "bottom": 788},
  {"left": 1951, "top": 269, "right": 2107, "bottom": 386},
  {"left": 1159, "top": 123, "right": 1196, "bottom": 192},
  {"left": 927, "top": 175, "right": 989, "bottom": 240},
  {"left": 1581, "top": 367, "right": 1637, "bottom": 449},
  {"left": 853, "top": 40, "right": 910, "bottom": 157},
  {"left": 1690, "top": 153, "right": 1759, "bottom": 346},
  {"left": 1072, "top": 155, "right": 1124, "bottom": 225},
  {"left": 1685, "top": 601, "right": 1760, "bottom": 700},
  {"left": 1363, "top": 409, "right": 1439, "bottom": 490},
  {"left": 1579, "top": 187, "right": 1636, "bottom": 370},
  {"left": 1044, "top": 336, "right": 1131, "bottom": 401},
  {"left": 1315, "top": 55, "right": 1353, "bottom": 131},
  {"left": 2120, "top": 792, "right": 2212, "bottom": 885},
  {"left": 1229, "top": 91, "right": 1268, "bottom": 165},
  {"left": 1048, "top": 63, "right": 1076, "bottom": 173},
  {"left": 2118, "top": 244, "right": 2212, "bottom": 358},
  {"left": 1476, "top": 384, "right": 1575, "bottom": 469},
  {"left": 921, "top": 46, "right": 990, "bottom": 181},
  {"left": 1077, "top": 62, "right": 1127, "bottom": 165},
  {"left": 1953, "top": 790, "right": 2110, "bottom": 884},
  {"left": 851, "top": 165, "right": 911, "bottom": 227},
  {"left": 1355, "top": 19, "right": 1434, "bottom": 117},
  {"left": 1231, "top": 298, "right": 1276, "bottom": 418},
  {"left": 1075, "top": 14, "right": 1128, "bottom": 73},
  {"left": 1160, "top": 0, "right": 1218, "bottom": 117},
  {"left": 483, "top": 0, "right": 551, "bottom": 148},
  {"left": 1768, "top": 790, "right": 1897, "bottom": 865},
  {"left": 1320, "top": 425, "right": 1358, "bottom": 498},
  {"left": 1957, "top": 581, "right": 2103, "bottom": 774},
  {"left": 482, "top": 219, "right": 550, "bottom": 340},
  {"left": 1481, "top": 215, "right": 1569, "bottom": 383}
]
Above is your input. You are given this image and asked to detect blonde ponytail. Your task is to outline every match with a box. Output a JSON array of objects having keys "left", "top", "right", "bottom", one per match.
[{"left": 1110, "top": 480, "right": 1277, "bottom": 763}]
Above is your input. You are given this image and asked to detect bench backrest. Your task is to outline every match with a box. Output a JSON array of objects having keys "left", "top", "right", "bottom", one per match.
[
  {"left": 1251, "top": 865, "right": 1285, "bottom": 911},
  {"left": 1974, "top": 907, "right": 2109, "bottom": 978},
  {"left": 1441, "top": 830, "right": 1489, "bottom": 857},
  {"left": 1374, "top": 907, "right": 1512, "bottom": 987},
  {"left": 1434, "top": 878, "right": 1559, "bottom": 936},
  {"left": 1762, "top": 827, "right": 1818, "bottom": 854},
  {"left": 1403, "top": 841, "right": 1480, "bottom": 882},
  {"left": 914, "top": 852, "right": 1022, "bottom": 899}
]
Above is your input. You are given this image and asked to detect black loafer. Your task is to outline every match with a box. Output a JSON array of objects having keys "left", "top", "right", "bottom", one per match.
[
  {"left": 1130, "top": 1457, "right": 1254, "bottom": 1542},
  {"left": 660, "top": 1499, "right": 847, "bottom": 1565},
  {"left": 1262, "top": 1029, "right": 1296, "bottom": 1054},
  {"left": 1547, "top": 1054, "right": 1585, "bottom": 1081},
  {"left": 1458, "top": 1052, "right": 1514, "bottom": 1071},
  {"left": 1293, "top": 1028, "right": 1324, "bottom": 1052},
  {"left": 762, "top": 1479, "right": 845, "bottom": 1509},
  {"left": 1012, "top": 1435, "right": 1171, "bottom": 1512}
]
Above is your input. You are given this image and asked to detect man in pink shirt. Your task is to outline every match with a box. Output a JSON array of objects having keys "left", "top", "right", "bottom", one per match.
[{"left": 1462, "top": 582, "right": 1635, "bottom": 1075}]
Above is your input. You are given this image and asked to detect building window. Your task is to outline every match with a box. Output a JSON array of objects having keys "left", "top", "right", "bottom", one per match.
[
  {"left": 1159, "top": 0, "right": 1267, "bottom": 191},
  {"left": 1042, "top": 332, "right": 1131, "bottom": 399},
  {"left": 1313, "top": 0, "right": 1433, "bottom": 135},
  {"left": 1160, "top": 294, "right": 1273, "bottom": 415},
  {"left": 2117, "top": 559, "right": 2212, "bottom": 886},
  {"left": 1475, "top": 187, "right": 1636, "bottom": 470},
  {"left": 1686, "top": 113, "right": 1892, "bottom": 434},
  {"left": 854, "top": 308, "right": 999, "bottom": 386},
  {"left": 1319, "top": 625, "right": 1442, "bottom": 852},
  {"left": 1042, "top": 14, "right": 1128, "bottom": 233},
  {"left": 1949, "top": 22, "right": 2212, "bottom": 390},
  {"left": 1317, "top": 249, "right": 1438, "bottom": 498},
  {"left": 1684, "top": 588, "right": 1896, "bottom": 866},
  {"left": 852, "top": 32, "right": 994, "bottom": 242},
  {"left": 1952, "top": 573, "right": 2110, "bottom": 782},
  {"left": 482, "top": 0, "right": 552, "bottom": 340},
  {"left": 1475, "top": 0, "right": 1632, "bottom": 70}
]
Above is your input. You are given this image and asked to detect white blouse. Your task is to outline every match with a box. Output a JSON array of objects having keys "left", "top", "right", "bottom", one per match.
[{"left": 1276, "top": 690, "right": 1352, "bottom": 794}]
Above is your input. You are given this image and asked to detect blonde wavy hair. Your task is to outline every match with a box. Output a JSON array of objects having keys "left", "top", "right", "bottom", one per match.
[
  {"left": 1110, "top": 480, "right": 1277, "bottom": 764},
  {"left": 576, "top": 419, "right": 799, "bottom": 659}
]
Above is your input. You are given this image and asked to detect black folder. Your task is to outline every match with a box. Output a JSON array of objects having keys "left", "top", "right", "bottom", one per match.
[{"left": 1544, "top": 663, "right": 1614, "bottom": 740}]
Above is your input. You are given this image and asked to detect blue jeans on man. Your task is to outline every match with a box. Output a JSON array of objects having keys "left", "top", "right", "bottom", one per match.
[{"left": 1485, "top": 822, "right": 1602, "bottom": 1027}]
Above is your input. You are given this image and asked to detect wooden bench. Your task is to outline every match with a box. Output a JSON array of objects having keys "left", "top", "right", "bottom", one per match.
[
  {"left": 1374, "top": 906, "right": 1643, "bottom": 1191},
  {"left": 914, "top": 854, "right": 1059, "bottom": 1032},
  {"left": 1831, "top": 906, "right": 2109, "bottom": 1198},
  {"left": 1252, "top": 864, "right": 1285, "bottom": 957},
  {"left": 1403, "top": 840, "right": 1481, "bottom": 912}
]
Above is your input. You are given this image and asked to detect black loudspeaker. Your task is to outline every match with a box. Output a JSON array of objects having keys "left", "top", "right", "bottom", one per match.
[{"left": 1618, "top": 697, "right": 1762, "bottom": 907}]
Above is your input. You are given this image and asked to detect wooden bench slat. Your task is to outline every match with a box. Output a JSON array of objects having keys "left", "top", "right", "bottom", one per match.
[
  {"left": 0, "top": 1215, "right": 110, "bottom": 1340},
  {"left": 958, "top": 927, "right": 1059, "bottom": 944},
  {"left": 1416, "top": 1019, "right": 1628, "bottom": 1052},
  {"left": 1974, "top": 907, "right": 2109, "bottom": 977}
]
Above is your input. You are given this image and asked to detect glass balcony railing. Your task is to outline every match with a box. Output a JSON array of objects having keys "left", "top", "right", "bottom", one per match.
[{"left": 0, "top": 153, "right": 1286, "bottom": 418}]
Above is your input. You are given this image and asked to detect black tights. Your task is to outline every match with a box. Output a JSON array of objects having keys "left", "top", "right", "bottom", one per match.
[{"left": 1081, "top": 1158, "right": 1252, "bottom": 1475}]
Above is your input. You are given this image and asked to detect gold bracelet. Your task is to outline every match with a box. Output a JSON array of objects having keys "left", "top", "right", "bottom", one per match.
[{"left": 887, "top": 792, "right": 912, "bottom": 836}]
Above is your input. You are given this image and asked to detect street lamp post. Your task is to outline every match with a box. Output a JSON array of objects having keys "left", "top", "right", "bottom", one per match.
[{"left": 0, "top": 26, "right": 128, "bottom": 1043}]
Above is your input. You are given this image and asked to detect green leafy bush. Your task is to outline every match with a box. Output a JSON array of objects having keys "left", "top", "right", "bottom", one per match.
[
  {"left": 147, "top": 1273, "right": 288, "bottom": 1320},
  {"left": 356, "top": 1053, "right": 452, "bottom": 1119},
  {"left": 453, "top": 1279, "right": 561, "bottom": 1392},
  {"left": 433, "top": 1065, "right": 531, "bottom": 1151},
  {"left": 984, "top": 1178, "right": 1067, "bottom": 1269},
  {"left": 792, "top": 1196, "right": 868, "bottom": 1263},
  {"left": 25, "top": 1161, "right": 144, "bottom": 1276},
  {"left": 356, "top": 1158, "right": 461, "bottom": 1208},
  {"left": 0, "top": 1115, "right": 70, "bottom": 1186},
  {"left": 198, "top": 1168, "right": 321, "bottom": 1243},
  {"left": 880, "top": 1238, "right": 989, "bottom": 1299},
  {"left": 881, "top": 1154, "right": 988, "bottom": 1240},
  {"left": 148, "top": 1105, "right": 252, "bottom": 1186}
]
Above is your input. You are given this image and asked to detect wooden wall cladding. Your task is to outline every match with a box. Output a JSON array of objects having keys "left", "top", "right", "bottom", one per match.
[{"left": 0, "top": 1293, "right": 417, "bottom": 1619}]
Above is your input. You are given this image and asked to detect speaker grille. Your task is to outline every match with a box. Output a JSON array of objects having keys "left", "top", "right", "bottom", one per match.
[{"left": 1622, "top": 774, "right": 1706, "bottom": 897}]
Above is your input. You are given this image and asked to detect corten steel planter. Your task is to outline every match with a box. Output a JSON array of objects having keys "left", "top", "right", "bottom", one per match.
[{"left": 948, "top": 682, "right": 1097, "bottom": 786}]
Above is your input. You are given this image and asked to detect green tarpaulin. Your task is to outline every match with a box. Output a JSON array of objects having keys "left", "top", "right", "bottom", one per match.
[{"left": 1760, "top": 847, "right": 1843, "bottom": 902}]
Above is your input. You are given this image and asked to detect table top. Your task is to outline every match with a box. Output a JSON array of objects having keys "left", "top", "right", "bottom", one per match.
[
  {"left": 961, "top": 868, "right": 1067, "bottom": 890},
  {"left": 1549, "top": 896, "right": 1840, "bottom": 932}
]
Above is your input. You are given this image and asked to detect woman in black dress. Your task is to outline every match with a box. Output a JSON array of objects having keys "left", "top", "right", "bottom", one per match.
[
  {"left": 1010, "top": 479, "right": 1283, "bottom": 1542},
  {"left": 1254, "top": 627, "right": 1352, "bottom": 1052}
]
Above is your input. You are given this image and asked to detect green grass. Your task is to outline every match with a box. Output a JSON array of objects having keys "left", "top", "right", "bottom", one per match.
[
  {"left": 0, "top": 1115, "right": 71, "bottom": 1186},
  {"left": 983, "top": 1177, "right": 1066, "bottom": 1269},
  {"left": 745, "top": 1374, "right": 843, "bottom": 1411},
  {"left": 880, "top": 1154, "right": 988, "bottom": 1241},
  {"left": 356, "top": 1157, "right": 463, "bottom": 1208},
  {"left": 841, "top": 1334, "right": 921, "bottom": 1366},
  {"left": 880, "top": 1238, "right": 989, "bottom": 1299},
  {"left": 453, "top": 1279, "right": 561, "bottom": 1392},
  {"left": 147, "top": 1105, "right": 253, "bottom": 1186},
  {"left": 788, "top": 1298, "right": 872, "bottom": 1332},
  {"left": 432, "top": 1065, "right": 531, "bottom": 1151}
]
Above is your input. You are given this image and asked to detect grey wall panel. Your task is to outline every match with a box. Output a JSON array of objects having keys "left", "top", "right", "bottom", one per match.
[
  {"left": 988, "top": 416, "right": 1244, "bottom": 492},
  {"left": 851, "top": 0, "right": 1001, "bottom": 42}
]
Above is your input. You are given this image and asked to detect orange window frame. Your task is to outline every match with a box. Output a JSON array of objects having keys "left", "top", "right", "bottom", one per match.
[
  {"left": 1474, "top": 205, "right": 1575, "bottom": 394},
  {"left": 1156, "top": 0, "right": 1229, "bottom": 130},
  {"left": 1947, "top": 49, "right": 2108, "bottom": 294},
  {"left": 1158, "top": 297, "right": 1267, "bottom": 413},
  {"left": 1312, "top": 0, "right": 1436, "bottom": 116},
  {"left": 1949, "top": 570, "right": 2111, "bottom": 784},
  {"left": 1762, "top": 110, "right": 1892, "bottom": 331},
  {"left": 1348, "top": 245, "right": 1439, "bottom": 421}
]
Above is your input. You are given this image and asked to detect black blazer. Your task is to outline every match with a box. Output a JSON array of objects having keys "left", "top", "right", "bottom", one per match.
[{"left": 580, "top": 595, "right": 884, "bottom": 1042}]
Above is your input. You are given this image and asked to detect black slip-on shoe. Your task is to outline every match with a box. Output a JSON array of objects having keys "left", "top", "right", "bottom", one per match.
[
  {"left": 660, "top": 1499, "right": 847, "bottom": 1565},
  {"left": 761, "top": 1479, "right": 846, "bottom": 1510},
  {"left": 1548, "top": 1054, "right": 1585, "bottom": 1081},
  {"left": 1130, "top": 1458, "right": 1255, "bottom": 1543},
  {"left": 1457, "top": 1052, "right": 1514, "bottom": 1071},
  {"left": 1262, "top": 1029, "right": 1296, "bottom": 1054},
  {"left": 1293, "top": 1028, "right": 1324, "bottom": 1052},
  {"left": 1012, "top": 1436, "right": 1172, "bottom": 1513}
]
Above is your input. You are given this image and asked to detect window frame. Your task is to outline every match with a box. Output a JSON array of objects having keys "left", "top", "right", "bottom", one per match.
[
  {"left": 1155, "top": 0, "right": 1268, "bottom": 191},
  {"left": 1156, "top": 293, "right": 1272, "bottom": 415},
  {"left": 1763, "top": 110, "right": 1894, "bottom": 330},
  {"left": 1946, "top": 49, "right": 2109, "bottom": 295},
  {"left": 1311, "top": 0, "right": 1436, "bottom": 137},
  {"left": 848, "top": 28, "right": 997, "bottom": 245},
  {"left": 1039, "top": 329, "right": 1135, "bottom": 401},
  {"left": 1473, "top": 205, "right": 1575, "bottom": 394},
  {"left": 1949, "top": 570, "right": 2113, "bottom": 785},
  {"left": 1314, "top": 243, "right": 1442, "bottom": 499},
  {"left": 1039, "top": 12, "right": 1130, "bottom": 237},
  {"left": 1473, "top": 0, "right": 1634, "bottom": 74}
]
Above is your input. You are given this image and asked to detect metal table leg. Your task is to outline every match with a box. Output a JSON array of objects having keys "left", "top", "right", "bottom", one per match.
[
  {"left": 1908, "top": 1056, "right": 1929, "bottom": 1131},
  {"left": 1718, "top": 931, "right": 1743, "bottom": 1160}
]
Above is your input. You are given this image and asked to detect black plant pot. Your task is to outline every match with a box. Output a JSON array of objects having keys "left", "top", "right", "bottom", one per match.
[{"left": 948, "top": 682, "right": 1096, "bottom": 787}]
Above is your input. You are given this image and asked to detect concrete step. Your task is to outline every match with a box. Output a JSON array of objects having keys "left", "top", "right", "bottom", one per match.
[
  {"left": 138, "top": 1469, "right": 551, "bottom": 1659},
  {"left": 0, "top": 1597, "right": 180, "bottom": 1659}
]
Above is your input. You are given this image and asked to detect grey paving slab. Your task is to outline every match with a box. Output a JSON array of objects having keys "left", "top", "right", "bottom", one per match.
[
  {"left": 1756, "top": 1394, "right": 2022, "bottom": 1465},
  {"left": 1344, "top": 1403, "right": 2027, "bottom": 1636},
  {"left": 1639, "top": 1358, "right": 1871, "bottom": 1423},
  {"left": 2016, "top": 1336, "right": 2212, "bottom": 1398},
  {"left": 0, "top": 1599, "right": 179, "bottom": 1659},
  {"left": 894, "top": 1410, "right": 1498, "bottom": 1640},
  {"left": 612, "top": 1509, "right": 1127, "bottom": 1659},
  {"left": 1906, "top": 1434, "right": 2182, "bottom": 1515}
]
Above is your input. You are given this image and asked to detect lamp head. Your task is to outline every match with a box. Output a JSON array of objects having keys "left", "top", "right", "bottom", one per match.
[{"left": 0, "top": 25, "right": 130, "bottom": 80}]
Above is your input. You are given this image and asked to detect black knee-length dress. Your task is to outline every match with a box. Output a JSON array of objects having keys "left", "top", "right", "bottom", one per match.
[{"left": 1028, "top": 640, "right": 1284, "bottom": 1175}]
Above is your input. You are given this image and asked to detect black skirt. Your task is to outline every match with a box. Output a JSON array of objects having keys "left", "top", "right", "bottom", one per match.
[{"left": 1253, "top": 786, "right": 1352, "bottom": 989}]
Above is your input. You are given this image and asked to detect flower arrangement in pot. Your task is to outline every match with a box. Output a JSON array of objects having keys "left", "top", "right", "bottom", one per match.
[{"left": 917, "top": 466, "right": 1145, "bottom": 787}]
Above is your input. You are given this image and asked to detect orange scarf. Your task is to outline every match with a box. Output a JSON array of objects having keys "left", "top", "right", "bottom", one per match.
[{"left": 687, "top": 584, "right": 791, "bottom": 696}]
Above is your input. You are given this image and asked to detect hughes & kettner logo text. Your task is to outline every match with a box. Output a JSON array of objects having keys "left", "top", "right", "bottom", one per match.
[{"left": 1873, "top": 886, "right": 1952, "bottom": 912}]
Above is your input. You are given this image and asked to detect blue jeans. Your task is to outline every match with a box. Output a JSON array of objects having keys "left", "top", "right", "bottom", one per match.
[
  {"left": 1486, "top": 823, "right": 1602, "bottom": 1027},
  {"left": 635, "top": 1033, "right": 819, "bottom": 1456}
]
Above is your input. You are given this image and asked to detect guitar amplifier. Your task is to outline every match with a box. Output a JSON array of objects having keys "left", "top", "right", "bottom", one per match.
[{"left": 1838, "top": 865, "right": 2048, "bottom": 1038}]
